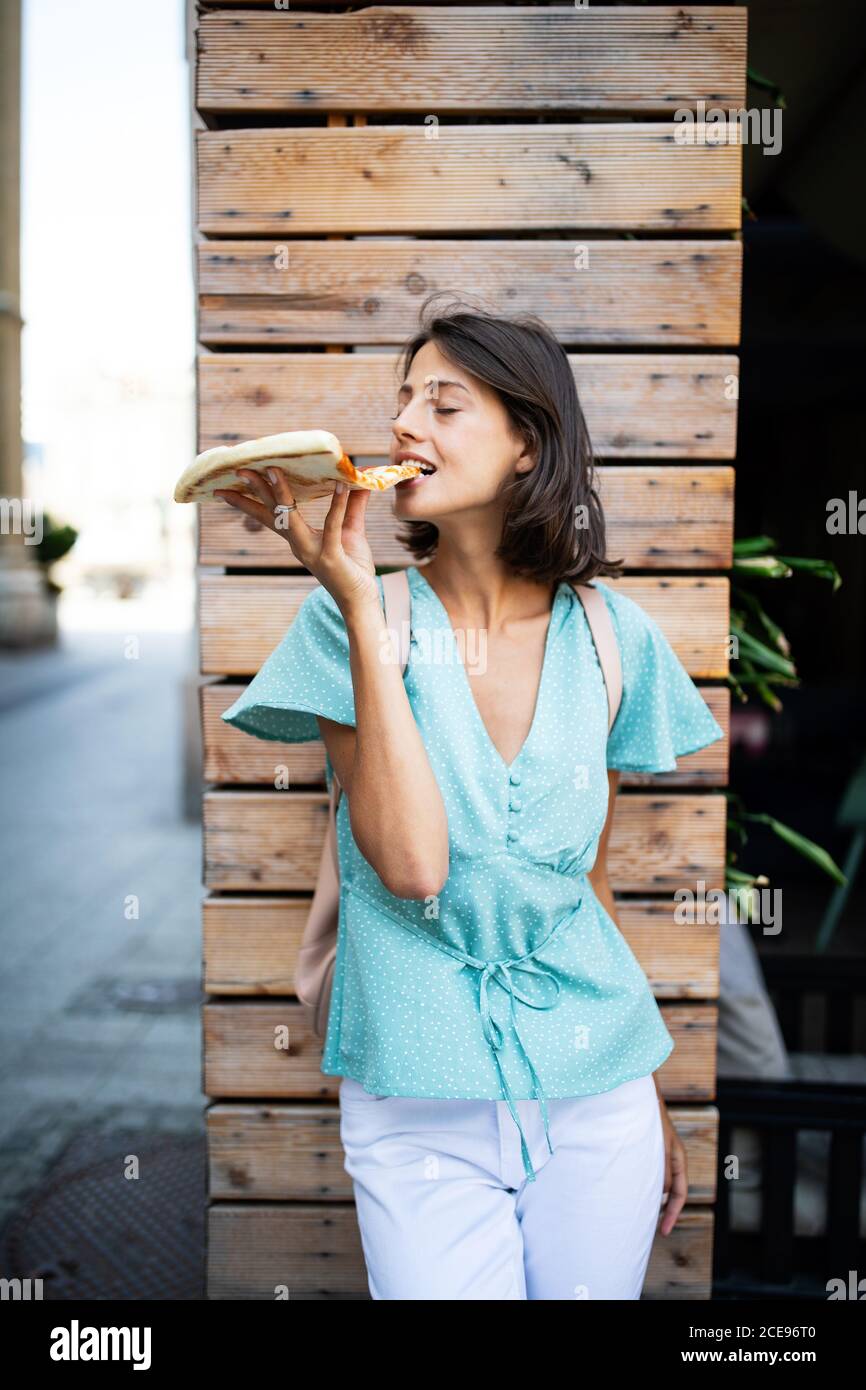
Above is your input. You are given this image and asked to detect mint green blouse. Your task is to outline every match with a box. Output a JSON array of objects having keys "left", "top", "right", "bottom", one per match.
[{"left": 221, "top": 566, "right": 724, "bottom": 1182}]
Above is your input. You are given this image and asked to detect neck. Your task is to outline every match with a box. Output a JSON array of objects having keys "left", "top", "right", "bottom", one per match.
[{"left": 418, "top": 548, "right": 556, "bottom": 632}]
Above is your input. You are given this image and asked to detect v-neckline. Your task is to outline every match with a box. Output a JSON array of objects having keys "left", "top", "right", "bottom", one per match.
[{"left": 409, "top": 565, "right": 565, "bottom": 775}]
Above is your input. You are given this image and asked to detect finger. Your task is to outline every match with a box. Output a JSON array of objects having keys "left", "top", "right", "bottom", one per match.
[
  {"left": 214, "top": 488, "right": 274, "bottom": 528},
  {"left": 264, "top": 466, "right": 300, "bottom": 519},
  {"left": 342, "top": 486, "right": 372, "bottom": 539},
  {"left": 265, "top": 466, "right": 301, "bottom": 530},
  {"left": 660, "top": 1165, "right": 687, "bottom": 1236},
  {"left": 235, "top": 466, "right": 276, "bottom": 509},
  {"left": 663, "top": 1187, "right": 687, "bottom": 1236},
  {"left": 264, "top": 467, "right": 316, "bottom": 559},
  {"left": 321, "top": 482, "right": 352, "bottom": 552},
  {"left": 659, "top": 1198, "right": 675, "bottom": 1237},
  {"left": 265, "top": 467, "right": 296, "bottom": 511},
  {"left": 657, "top": 1143, "right": 672, "bottom": 1229}
]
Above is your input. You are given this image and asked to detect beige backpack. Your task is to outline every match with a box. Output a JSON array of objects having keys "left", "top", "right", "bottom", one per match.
[{"left": 296, "top": 568, "right": 623, "bottom": 1039}]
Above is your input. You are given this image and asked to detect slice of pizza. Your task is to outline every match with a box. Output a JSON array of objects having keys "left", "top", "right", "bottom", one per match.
[{"left": 174, "top": 429, "right": 424, "bottom": 503}]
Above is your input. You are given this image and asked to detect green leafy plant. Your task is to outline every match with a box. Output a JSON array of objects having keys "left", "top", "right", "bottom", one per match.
[
  {"left": 730, "top": 535, "right": 841, "bottom": 710},
  {"left": 746, "top": 66, "right": 787, "bottom": 110},
  {"left": 725, "top": 536, "right": 846, "bottom": 903},
  {"left": 34, "top": 512, "right": 78, "bottom": 595}
]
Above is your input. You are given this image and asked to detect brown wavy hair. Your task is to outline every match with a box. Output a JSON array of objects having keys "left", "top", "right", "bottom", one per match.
[{"left": 392, "top": 292, "right": 624, "bottom": 587}]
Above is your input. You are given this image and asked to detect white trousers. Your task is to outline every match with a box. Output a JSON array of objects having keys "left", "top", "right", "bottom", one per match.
[{"left": 339, "top": 1072, "right": 666, "bottom": 1300}]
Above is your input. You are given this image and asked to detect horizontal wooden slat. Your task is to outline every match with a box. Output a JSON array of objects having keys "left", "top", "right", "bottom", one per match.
[
  {"left": 614, "top": 897, "right": 719, "bottom": 996},
  {"left": 206, "top": 1201, "right": 713, "bottom": 1299},
  {"left": 198, "top": 7, "right": 747, "bottom": 114},
  {"left": 204, "top": 896, "right": 317, "bottom": 997},
  {"left": 646, "top": 1206, "right": 714, "bottom": 1300},
  {"left": 199, "top": 574, "right": 730, "bottom": 676},
  {"left": 208, "top": 1202, "right": 368, "bottom": 1300},
  {"left": 203, "top": 790, "right": 726, "bottom": 892},
  {"left": 598, "top": 466, "right": 735, "bottom": 566},
  {"left": 196, "top": 125, "right": 742, "bottom": 234},
  {"left": 198, "top": 353, "right": 739, "bottom": 460},
  {"left": 197, "top": 239, "right": 743, "bottom": 348},
  {"left": 207, "top": 1103, "right": 350, "bottom": 1202},
  {"left": 203, "top": 1000, "right": 717, "bottom": 1101},
  {"left": 199, "top": 466, "right": 735, "bottom": 569},
  {"left": 203, "top": 893, "right": 719, "bottom": 999},
  {"left": 204, "top": 682, "right": 729, "bottom": 788},
  {"left": 206, "top": 1099, "right": 718, "bottom": 1201},
  {"left": 203, "top": 706, "right": 325, "bottom": 789}
]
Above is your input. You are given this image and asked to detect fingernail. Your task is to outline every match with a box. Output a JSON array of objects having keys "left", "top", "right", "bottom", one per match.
[
  {"left": 335, "top": 482, "right": 346, "bottom": 495},
  {"left": 267, "top": 468, "right": 277, "bottom": 483}
]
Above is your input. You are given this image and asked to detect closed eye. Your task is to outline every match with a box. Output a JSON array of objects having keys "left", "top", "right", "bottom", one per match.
[{"left": 390, "top": 404, "right": 460, "bottom": 420}]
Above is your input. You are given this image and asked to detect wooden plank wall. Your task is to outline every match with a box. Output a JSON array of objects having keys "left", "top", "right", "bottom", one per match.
[{"left": 192, "top": 1, "right": 745, "bottom": 1301}]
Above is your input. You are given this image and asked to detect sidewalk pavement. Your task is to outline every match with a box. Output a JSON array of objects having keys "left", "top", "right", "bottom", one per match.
[{"left": 0, "top": 624, "right": 203, "bottom": 1238}]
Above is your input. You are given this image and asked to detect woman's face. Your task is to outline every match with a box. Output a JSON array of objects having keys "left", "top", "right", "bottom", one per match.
[{"left": 388, "top": 340, "right": 535, "bottom": 519}]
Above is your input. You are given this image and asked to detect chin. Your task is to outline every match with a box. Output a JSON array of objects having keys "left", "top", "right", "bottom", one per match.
[
  {"left": 393, "top": 502, "right": 438, "bottom": 524},
  {"left": 393, "top": 487, "right": 437, "bottom": 514}
]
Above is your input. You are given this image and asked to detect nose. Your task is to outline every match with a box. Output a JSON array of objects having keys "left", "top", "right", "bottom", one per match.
[{"left": 390, "top": 396, "right": 428, "bottom": 448}]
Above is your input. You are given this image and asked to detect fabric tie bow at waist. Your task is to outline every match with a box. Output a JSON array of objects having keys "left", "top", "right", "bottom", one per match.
[{"left": 389, "top": 895, "right": 584, "bottom": 1184}]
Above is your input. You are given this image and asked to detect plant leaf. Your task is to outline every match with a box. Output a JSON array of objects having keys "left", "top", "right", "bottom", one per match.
[
  {"left": 731, "top": 624, "right": 798, "bottom": 676},
  {"left": 775, "top": 555, "right": 843, "bottom": 591},
  {"left": 734, "top": 587, "right": 791, "bottom": 655},
  {"left": 733, "top": 535, "right": 779, "bottom": 556},
  {"left": 732, "top": 556, "right": 794, "bottom": 579},
  {"left": 740, "top": 812, "right": 847, "bottom": 886},
  {"left": 746, "top": 66, "right": 787, "bottom": 107}
]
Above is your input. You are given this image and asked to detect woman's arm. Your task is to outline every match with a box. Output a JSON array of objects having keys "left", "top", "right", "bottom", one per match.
[
  {"left": 217, "top": 468, "right": 449, "bottom": 902},
  {"left": 316, "top": 598, "right": 449, "bottom": 901},
  {"left": 588, "top": 768, "right": 687, "bottom": 1236}
]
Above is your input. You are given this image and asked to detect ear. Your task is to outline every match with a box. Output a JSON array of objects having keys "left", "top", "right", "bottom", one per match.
[{"left": 514, "top": 431, "right": 539, "bottom": 477}]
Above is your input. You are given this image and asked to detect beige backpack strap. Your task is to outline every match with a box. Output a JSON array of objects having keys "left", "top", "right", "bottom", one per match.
[
  {"left": 573, "top": 582, "right": 623, "bottom": 733},
  {"left": 330, "top": 569, "right": 411, "bottom": 820},
  {"left": 317, "top": 778, "right": 342, "bottom": 902},
  {"left": 380, "top": 568, "right": 412, "bottom": 673}
]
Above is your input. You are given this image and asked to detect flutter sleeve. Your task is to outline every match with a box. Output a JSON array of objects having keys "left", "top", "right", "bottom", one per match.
[
  {"left": 220, "top": 579, "right": 373, "bottom": 745},
  {"left": 595, "top": 581, "right": 725, "bottom": 774}
]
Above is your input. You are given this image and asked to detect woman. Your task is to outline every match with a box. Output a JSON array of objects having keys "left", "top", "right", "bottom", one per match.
[{"left": 217, "top": 296, "right": 724, "bottom": 1300}]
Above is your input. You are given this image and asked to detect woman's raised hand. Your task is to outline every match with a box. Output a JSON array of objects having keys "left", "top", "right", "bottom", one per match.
[{"left": 214, "top": 467, "right": 381, "bottom": 616}]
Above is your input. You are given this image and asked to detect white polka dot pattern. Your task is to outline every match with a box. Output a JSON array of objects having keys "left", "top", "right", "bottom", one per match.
[{"left": 221, "top": 566, "right": 724, "bottom": 1134}]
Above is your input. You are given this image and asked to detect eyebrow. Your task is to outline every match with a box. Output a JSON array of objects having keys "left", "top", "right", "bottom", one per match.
[{"left": 397, "top": 378, "right": 471, "bottom": 395}]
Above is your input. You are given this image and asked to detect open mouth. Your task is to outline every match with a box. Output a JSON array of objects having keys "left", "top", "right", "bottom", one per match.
[{"left": 395, "top": 456, "right": 437, "bottom": 485}]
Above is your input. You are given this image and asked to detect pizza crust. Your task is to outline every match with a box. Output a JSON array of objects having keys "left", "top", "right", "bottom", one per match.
[{"left": 174, "top": 429, "right": 421, "bottom": 503}]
